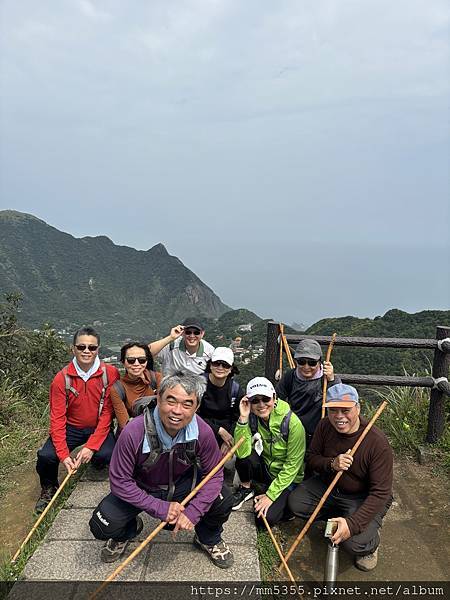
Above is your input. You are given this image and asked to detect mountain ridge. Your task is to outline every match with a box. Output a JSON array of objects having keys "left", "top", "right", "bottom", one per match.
[{"left": 0, "top": 210, "right": 231, "bottom": 341}]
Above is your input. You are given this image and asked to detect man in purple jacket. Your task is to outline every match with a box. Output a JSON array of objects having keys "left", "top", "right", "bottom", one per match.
[{"left": 89, "top": 371, "right": 234, "bottom": 568}]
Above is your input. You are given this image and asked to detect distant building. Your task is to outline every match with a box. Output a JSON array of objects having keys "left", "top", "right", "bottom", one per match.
[{"left": 238, "top": 324, "right": 252, "bottom": 332}]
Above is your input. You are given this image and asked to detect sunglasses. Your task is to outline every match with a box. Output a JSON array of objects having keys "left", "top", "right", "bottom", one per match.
[
  {"left": 296, "top": 358, "right": 320, "bottom": 367},
  {"left": 211, "top": 361, "right": 232, "bottom": 369},
  {"left": 250, "top": 396, "right": 272, "bottom": 405},
  {"left": 75, "top": 344, "right": 98, "bottom": 352},
  {"left": 184, "top": 329, "right": 201, "bottom": 336},
  {"left": 125, "top": 356, "right": 148, "bottom": 365}
]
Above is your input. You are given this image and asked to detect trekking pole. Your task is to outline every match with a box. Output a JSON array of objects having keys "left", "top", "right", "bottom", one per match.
[
  {"left": 11, "top": 468, "right": 77, "bottom": 563},
  {"left": 90, "top": 436, "right": 245, "bottom": 600},
  {"left": 321, "top": 333, "right": 337, "bottom": 419},
  {"left": 279, "top": 400, "right": 388, "bottom": 572},
  {"left": 261, "top": 514, "right": 296, "bottom": 583}
]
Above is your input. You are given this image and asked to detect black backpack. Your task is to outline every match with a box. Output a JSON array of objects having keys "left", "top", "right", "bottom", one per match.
[{"left": 248, "top": 409, "right": 292, "bottom": 445}]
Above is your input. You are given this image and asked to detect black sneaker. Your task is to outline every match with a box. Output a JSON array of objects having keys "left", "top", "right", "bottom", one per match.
[
  {"left": 193, "top": 535, "right": 234, "bottom": 569},
  {"left": 231, "top": 485, "right": 254, "bottom": 510},
  {"left": 100, "top": 516, "right": 144, "bottom": 563},
  {"left": 34, "top": 485, "right": 58, "bottom": 514}
]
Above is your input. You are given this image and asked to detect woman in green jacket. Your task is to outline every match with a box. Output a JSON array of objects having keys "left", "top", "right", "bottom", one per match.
[{"left": 231, "top": 376, "right": 306, "bottom": 525}]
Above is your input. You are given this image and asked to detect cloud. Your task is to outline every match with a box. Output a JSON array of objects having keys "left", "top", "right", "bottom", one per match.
[{"left": 76, "top": 0, "right": 112, "bottom": 21}]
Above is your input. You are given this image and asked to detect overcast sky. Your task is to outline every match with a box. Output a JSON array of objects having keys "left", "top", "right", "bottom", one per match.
[{"left": 1, "top": 0, "right": 449, "bottom": 326}]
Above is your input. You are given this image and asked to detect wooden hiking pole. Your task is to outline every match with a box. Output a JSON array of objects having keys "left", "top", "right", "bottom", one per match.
[
  {"left": 321, "top": 333, "right": 337, "bottom": 419},
  {"left": 261, "top": 514, "right": 296, "bottom": 583},
  {"left": 282, "top": 333, "right": 295, "bottom": 369},
  {"left": 90, "top": 436, "right": 245, "bottom": 600},
  {"left": 279, "top": 400, "right": 388, "bottom": 572},
  {"left": 11, "top": 468, "right": 77, "bottom": 563}
]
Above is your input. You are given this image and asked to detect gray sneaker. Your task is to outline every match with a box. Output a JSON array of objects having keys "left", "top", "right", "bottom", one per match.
[
  {"left": 100, "top": 516, "right": 144, "bottom": 563},
  {"left": 355, "top": 548, "right": 378, "bottom": 571},
  {"left": 194, "top": 535, "right": 234, "bottom": 569},
  {"left": 34, "top": 485, "right": 58, "bottom": 514}
]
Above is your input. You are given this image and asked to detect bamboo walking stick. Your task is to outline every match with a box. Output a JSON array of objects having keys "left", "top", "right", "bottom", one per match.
[
  {"left": 261, "top": 514, "right": 296, "bottom": 583},
  {"left": 11, "top": 468, "right": 76, "bottom": 563},
  {"left": 282, "top": 333, "right": 295, "bottom": 369},
  {"left": 321, "top": 333, "right": 337, "bottom": 419},
  {"left": 90, "top": 436, "right": 245, "bottom": 600},
  {"left": 279, "top": 400, "right": 388, "bottom": 572}
]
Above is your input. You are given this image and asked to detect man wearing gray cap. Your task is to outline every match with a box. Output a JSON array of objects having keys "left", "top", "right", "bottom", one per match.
[
  {"left": 288, "top": 384, "right": 393, "bottom": 572},
  {"left": 276, "top": 339, "right": 340, "bottom": 444}
]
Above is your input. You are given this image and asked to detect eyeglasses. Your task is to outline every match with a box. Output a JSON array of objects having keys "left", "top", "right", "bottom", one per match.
[
  {"left": 75, "top": 344, "right": 99, "bottom": 352},
  {"left": 211, "top": 361, "right": 232, "bottom": 369},
  {"left": 125, "top": 356, "right": 148, "bottom": 365},
  {"left": 296, "top": 358, "right": 320, "bottom": 367},
  {"left": 184, "top": 329, "right": 201, "bottom": 336},
  {"left": 250, "top": 396, "right": 272, "bottom": 405}
]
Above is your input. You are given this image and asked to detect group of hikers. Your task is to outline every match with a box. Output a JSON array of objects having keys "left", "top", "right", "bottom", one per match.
[{"left": 35, "top": 318, "right": 393, "bottom": 574}]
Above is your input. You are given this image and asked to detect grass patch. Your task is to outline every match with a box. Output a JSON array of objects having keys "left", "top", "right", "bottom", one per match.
[
  {"left": 0, "top": 467, "right": 83, "bottom": 583},
  {"left": 363, "top": 384, "right": 450, "bottom": 475},
  {"left": 0, "top": 378, "right": 48, "bottom": 498}
]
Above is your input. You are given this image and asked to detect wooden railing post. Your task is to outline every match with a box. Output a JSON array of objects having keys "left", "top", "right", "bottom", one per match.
[
  {"left": 426, "top": 326, "right": 450, "bottom": 443},
  {"left": 265, "top": 321, "right": 279, "bottom": 385}
]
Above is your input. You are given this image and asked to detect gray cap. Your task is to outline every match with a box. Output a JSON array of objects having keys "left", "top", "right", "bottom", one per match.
[{"left": 294, "top": 339, "right": 322, "bottom": 360}]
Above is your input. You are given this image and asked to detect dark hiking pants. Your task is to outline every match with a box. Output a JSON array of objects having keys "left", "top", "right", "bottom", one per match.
[
  {"left": 89, "top": 472, "right": 234, "bottom": 547},
  {"left": 235, "top": 450, "right": 295, "bottom": 526},
  {"left": 288, "top": 475, "right": 392, "bottom": 556},
  {"left": 36, "top": 424, "right": 116, "bottom": 487}
]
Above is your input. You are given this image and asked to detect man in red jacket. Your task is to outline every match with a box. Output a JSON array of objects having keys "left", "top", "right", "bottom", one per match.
[{"left": 35, "top": 326, "right": 119, "bottom": 513}]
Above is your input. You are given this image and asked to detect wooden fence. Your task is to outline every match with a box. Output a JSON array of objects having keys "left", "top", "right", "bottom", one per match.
[{"left": 264, "top": 323, "right": 450, "bottom": 443}]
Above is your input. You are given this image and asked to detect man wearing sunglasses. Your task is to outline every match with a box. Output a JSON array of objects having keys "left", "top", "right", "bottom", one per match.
[
  {"left": 35, "top": 326, "right": 119, "bottom": 513},
  {"left": 149, "top": 317, "right": 214, "bottom": 376},
  {"left": 276, "top": 339, "right": 341, "bottom": 445}
]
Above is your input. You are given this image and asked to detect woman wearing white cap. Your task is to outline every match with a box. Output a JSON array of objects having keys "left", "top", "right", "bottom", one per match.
[
  {"left": 198, "top": 347, "right": 245, "bottom": 455},
  {"left": 231, "top": 377, "right": 306, "bottom": 525}
]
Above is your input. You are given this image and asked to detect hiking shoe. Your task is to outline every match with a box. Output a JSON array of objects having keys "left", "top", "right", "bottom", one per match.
[
  {"left": 100, "top": 516, "right": 144, "bottom": 563},
  {"left": 34, "top": 485, "right": 57, "bottom": 514},
  {"left": 355, "top": 548, "right": 378, "bottom": 571},
  {"left": 231, "top": 485, "right": 254, "bottom": 510},
  {"left": 193, "top": 535, "right": 234, "bottom": 569}
]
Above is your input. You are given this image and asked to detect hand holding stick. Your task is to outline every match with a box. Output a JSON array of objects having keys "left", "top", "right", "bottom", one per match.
[{"left": 279, "top": 400, "right": 388, "bottom": 572}]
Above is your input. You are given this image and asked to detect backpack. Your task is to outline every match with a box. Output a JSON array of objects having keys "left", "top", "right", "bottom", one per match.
[
  {"left": 249, "top": 409, "right": 293, "bottom": 445},
  {"left": 62, "top": 363, "right": 109, "bottom": 417},
  {"left": 135, "top": 396, "right": 199, "bottom": 500}
]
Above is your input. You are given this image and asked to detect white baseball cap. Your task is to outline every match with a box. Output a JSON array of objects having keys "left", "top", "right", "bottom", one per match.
[
  {"left": 246, "top": 377, "right": 275, "bottom": 398},
  {"left": 211, "top": 347, "right": 234, "bottom": 366}
]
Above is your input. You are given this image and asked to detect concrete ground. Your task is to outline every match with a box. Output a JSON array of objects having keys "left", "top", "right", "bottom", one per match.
[{"left": 7, "top": 458, "right": 450, "bottom": 599}]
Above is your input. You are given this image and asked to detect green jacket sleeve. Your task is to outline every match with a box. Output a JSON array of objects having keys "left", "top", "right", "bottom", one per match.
[
  {"left": 266, "top": 416, "right": 306, "bottom": 502},
  {"left": 234, "top": 421, "right": 253, "bottom": 458}
]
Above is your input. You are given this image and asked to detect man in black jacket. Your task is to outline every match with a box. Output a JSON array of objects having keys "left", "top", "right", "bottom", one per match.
[{"left": 275, "top": 339, "right": 340, "bottom": 445}]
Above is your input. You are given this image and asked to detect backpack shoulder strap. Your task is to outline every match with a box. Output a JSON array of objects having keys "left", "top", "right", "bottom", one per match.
[
  {"left": 280, "top": 410, "right": 292, "bottom": 442},
  {"left": 113, "top": 380, "right": 126, "bottom": 402},
  {"left": 97, "top": 364, "right": 109, "bottom": 417},
  {"left": 63, "top": 366, "right": 78, "bottom": 408},
  {"left": 142, "top": 406, "right": 162, "bottom": 466},
  {"left": 230, "top": 379, "right": 240, "bottom": 406}
]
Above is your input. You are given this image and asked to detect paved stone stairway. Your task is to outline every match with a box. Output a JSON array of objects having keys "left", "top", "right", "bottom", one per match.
[{"left": 20, "top": 467, "right": 261, "bottom": 585}]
